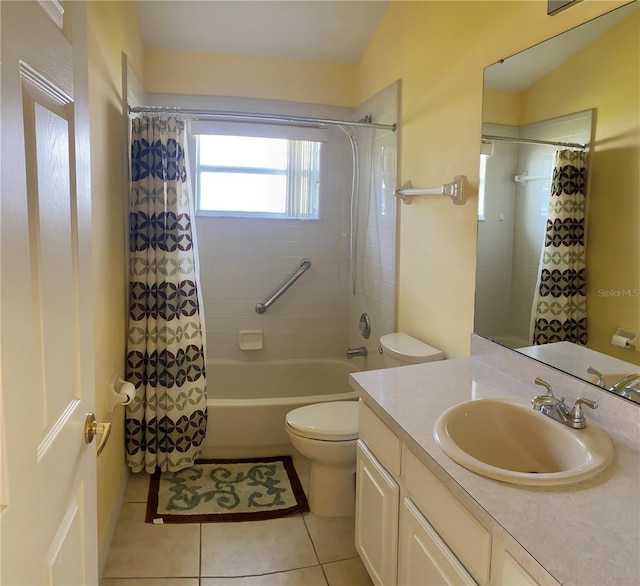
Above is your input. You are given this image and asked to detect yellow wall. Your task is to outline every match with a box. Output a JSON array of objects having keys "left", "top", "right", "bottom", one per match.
[
  {"left": 86, "top": 0, "right": 143, "bottom": 553},
  {"left": 521, "top": 11, "right": 639, "bottom": 364},
  {"left": 482, "top": 88, "right": 521, "bottom": 126},
  {"left": 355, "top": 0, "right": 632, "bottom": 358},
  {"left": 144, "top": 49, "right": 357, "bottom": 107}
]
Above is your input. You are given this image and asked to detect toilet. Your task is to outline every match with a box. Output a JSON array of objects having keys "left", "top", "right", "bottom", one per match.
[
  {"left": 286, "top": 401, "right": 359, "bottom": 517},
  {"left": 285, "top": 332, "right": 443, "bottom": 517}
]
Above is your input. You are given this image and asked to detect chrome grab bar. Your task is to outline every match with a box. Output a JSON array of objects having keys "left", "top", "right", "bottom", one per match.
[{"left": 255, "top": 258, "right": 311, "bottom": 314}]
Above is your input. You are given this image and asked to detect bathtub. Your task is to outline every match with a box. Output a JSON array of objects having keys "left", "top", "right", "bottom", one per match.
[
  {"left": 201, "top": 358, "right": 360, "bottom": 458},
  {"left": 490, "top": 334, "right": 531, "bottom": 349}
]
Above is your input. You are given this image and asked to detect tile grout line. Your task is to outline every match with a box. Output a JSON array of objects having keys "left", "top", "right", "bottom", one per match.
[
  {"left": 200, "top": 562, "right": 327, "bottom": 581},
  {"left": 199, "top": 522, "right": 203, "bottom": 585},
  {"left": 301, "top": 512, "right": 330, "bottom": 586},
  {"left": 301, "top": 512, "right": 322, "bottom": 566}
]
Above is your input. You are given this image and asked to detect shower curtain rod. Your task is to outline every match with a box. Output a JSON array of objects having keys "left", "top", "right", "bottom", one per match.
[
  {"left": 482, "top": 134, "right": 587, "bottom": 150},
  {"left": 128, "top": 106, "right": 397, "bottom": 132}
]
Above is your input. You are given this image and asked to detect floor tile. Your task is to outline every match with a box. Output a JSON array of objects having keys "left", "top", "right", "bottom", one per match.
[
  {"left": 303, "top": 513, "right": 357, "bottom": 563},
  {"left": 201, "top": 565, "right": 327, "bottom": 585},
  {"left": 201, "top": 515, "right": 318, "bottom": 577},
  {"left": 100, "top": 578, "right": 198, "bottom": 586},
  {"left": 123, "top": 472, "right": 151, "bottom": 503},
  {"left": 103, "top": 503, "right": 200, "bottom": 578},
  {"left": 323, "top": 557, "right": 373, "bottom": 586}
]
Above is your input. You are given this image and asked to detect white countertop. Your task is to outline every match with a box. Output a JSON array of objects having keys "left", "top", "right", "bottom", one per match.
[
  {"left": 517, "top": 341, "right": 640, "bottom": 381},
  {"left": 350, "top": 356, "right": 640, "bottom": 586}
]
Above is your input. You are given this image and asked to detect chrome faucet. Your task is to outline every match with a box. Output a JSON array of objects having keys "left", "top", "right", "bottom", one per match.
[
  {"left": 346, "top": 346, "right": 367, "bottom": 359},
  {"left": 531, "top": 378, "right": 598, "bottom": 429},
  {"left": 586, "top": 368, "right": 640, "bottom": 399},
  {"left": 610, "top": 373, "right": 640, "bottom": 399}
]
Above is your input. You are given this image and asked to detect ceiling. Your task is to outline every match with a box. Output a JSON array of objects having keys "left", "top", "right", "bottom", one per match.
[
  {"left": 135, "top": 0, "right": 389, "bottom": 65},
  {"left": 485, "top": 1, "right": 637, "bottom": 92}
]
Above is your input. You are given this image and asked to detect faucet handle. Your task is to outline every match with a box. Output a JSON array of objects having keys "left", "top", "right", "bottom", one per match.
[
  {"left": 570, "top": 398, "right": 598, "bottom": 426},
  {"left": 534, "top": 377, "right": 555, "bottom": 397},
  {"left": 586, "top": 367, "right": 605, "bottom": 387},
  {"left": 572, "top": 397, "right": 598, "bottom": 413}
]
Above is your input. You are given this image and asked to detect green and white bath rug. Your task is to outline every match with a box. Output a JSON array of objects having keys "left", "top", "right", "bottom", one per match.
[{"left": 146, "top": 456, "right": 309, "bottom": 523}]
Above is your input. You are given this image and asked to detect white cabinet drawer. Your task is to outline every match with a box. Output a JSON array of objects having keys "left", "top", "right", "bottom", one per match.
[
  {"left": 404, "top": 447, "right": 491, "bottom": 584},
  {"left": 359, "top": 400, "right": 402, "bottom": 477},
  {"left": 399, "top": 498, "right": 477, "bottom": 586}
]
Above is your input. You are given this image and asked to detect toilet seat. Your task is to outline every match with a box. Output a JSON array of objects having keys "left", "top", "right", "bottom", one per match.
[{"left": 286, "top": 401, "right": 358, "bottom": 441}]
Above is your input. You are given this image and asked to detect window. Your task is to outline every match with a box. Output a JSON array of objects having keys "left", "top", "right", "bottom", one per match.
[{"left": 193, "top": 124, "right": 323, "bottom": 220}]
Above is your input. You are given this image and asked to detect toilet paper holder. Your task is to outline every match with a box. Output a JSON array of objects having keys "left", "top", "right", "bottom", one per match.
[
  {"left": 106, "top": 373, "right": 136, "bottom": 413},
  {"left": 612, "top": 328, "right": 637, "bottom": 350}
]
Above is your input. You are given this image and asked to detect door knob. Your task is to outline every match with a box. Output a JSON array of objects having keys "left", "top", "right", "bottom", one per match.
[{"left": 84, "top": 413, "right": 111, "bottom": 457}]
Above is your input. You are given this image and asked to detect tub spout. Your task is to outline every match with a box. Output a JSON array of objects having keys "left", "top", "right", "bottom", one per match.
[{"left": 346, "top": 346, "right": 367, "bottom": 359}]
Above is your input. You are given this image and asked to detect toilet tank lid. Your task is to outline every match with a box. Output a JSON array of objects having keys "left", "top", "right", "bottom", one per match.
[{"left": 380, "top": 333, "right": 444, "bottom": 363}]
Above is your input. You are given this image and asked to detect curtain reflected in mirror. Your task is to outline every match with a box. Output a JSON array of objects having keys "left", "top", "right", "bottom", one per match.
[{"left": 532, "top": 149, "right": 588, "bottom": 346}]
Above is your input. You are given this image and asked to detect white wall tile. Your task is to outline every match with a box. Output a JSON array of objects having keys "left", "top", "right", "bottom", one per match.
[
  {"left": 182, "top": 91, "right": 398, "bottom": 360},
  {"left": 347, "top": 82, "right": 399, "bottom": 352}
]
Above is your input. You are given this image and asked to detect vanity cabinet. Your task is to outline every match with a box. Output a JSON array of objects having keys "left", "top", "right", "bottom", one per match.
[{"left": 356, "top": 400, "right": 547, "bottom": 586}]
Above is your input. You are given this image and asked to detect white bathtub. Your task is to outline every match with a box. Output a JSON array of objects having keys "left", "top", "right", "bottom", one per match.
[
  {"left": 491, "top": 334, "right": 531, "bottom": 349},
  {"left": 201, "top": 358, "right": 360, "bottom": 458}
]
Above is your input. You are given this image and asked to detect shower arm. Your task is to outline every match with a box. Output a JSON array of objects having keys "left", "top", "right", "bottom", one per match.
[{"left": 255, "top": 259, "right": 312, "bottom": 314}]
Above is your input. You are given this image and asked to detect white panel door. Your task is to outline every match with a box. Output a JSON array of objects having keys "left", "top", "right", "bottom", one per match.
[
  {"left": 355, "top": 440, "right": 399, "bottom": 586},
  {"left": 1, "top": 1, "right": 98, "bottom": 584}
]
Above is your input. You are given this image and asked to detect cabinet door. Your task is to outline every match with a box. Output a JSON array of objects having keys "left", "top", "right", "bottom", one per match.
[
  {"left": 356, "top": 440, "right": 400, "bottom": 586},
  {"left": 399, "top": 498, "right": 477, "bottom": 586}
]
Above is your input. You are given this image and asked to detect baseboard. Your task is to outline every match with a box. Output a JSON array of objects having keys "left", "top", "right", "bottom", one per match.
[{"left": 98, "top": 463, "right": 129, "bottom": 581}]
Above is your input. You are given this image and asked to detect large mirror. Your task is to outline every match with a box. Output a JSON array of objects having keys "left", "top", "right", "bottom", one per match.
[{"left": 475, "top": 1, "right": 640, "bottom": 403}]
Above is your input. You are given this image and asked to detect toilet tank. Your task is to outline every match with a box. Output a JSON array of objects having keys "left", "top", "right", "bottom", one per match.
[{"left": 379, "top": 333, "right": 444, "bottom": 367}]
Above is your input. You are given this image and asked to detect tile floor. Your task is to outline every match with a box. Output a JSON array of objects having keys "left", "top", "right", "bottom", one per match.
[{"left": 102, "top": 458, "right": 373, "bottom": 586}]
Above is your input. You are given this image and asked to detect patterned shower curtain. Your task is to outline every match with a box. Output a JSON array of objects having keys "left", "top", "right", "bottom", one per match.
[
  {"left": 126, "top": 116, "right": 207, "bottom": 473},
  {"left": 532, "top": 149, "right": 588, "bottom": 345}
]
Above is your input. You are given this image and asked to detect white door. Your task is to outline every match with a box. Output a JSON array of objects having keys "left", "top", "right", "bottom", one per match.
[
  {"left": 1, "top": 1, "right": 99, "bottom": 584},
  {"left": 355, "top": 440, "right": 399, "bottom": 586}
]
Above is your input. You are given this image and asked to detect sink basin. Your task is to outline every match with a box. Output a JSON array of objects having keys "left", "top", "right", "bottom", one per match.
[{"left": 433, "top": 398, "right": 614, "bottom": 486}]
